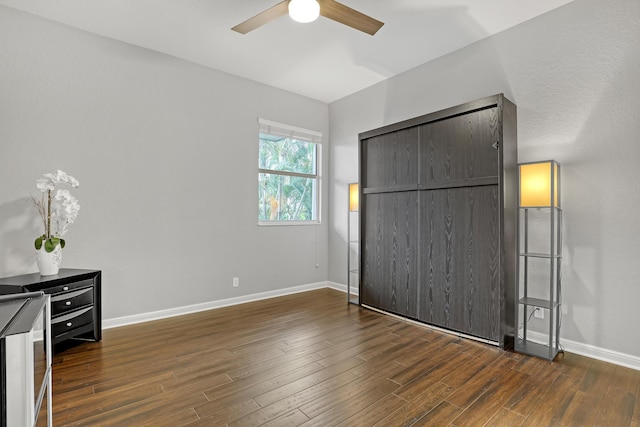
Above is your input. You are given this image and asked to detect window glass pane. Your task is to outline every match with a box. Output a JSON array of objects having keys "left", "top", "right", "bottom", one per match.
[
  {"left": 259, "top": 173, "right": 317, "bottom": 221},
  {"left": 259, "top": 134, "right": 317, "bottom": 175}
]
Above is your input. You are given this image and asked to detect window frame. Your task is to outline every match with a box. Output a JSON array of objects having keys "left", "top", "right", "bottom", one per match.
[{"left": 258, "top": 118, "right": 322, "bottom": 226}]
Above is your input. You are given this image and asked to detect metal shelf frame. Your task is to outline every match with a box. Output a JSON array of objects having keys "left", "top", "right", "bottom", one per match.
[{"left": 515, "top": 160, "right": 562, "bottom": 361}]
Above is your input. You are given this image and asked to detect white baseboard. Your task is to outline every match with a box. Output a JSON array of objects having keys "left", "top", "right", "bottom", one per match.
[
  {"left": 326, "top": 280, "right": 359, "bottom": 295},
  {"left": 525, "top": 331, "right": 640, "bottom": 371},
  {"left": 103, "top": 282, "right": 638, "bottom": 371},
  {"left": 326, "top": 281, "right": 347, "bottom": 293},
  {"left": 103, "top": 281, "right": 330, "bottom": 330}
]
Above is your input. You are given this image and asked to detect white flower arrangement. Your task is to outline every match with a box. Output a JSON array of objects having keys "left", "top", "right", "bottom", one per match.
[{"left": 33, "top": 170, "right": 80, "bottom": 252}]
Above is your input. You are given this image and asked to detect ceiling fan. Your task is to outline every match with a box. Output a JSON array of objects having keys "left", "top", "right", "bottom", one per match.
[{"left": 231, "top": 0, "right": 384, "bottom": 36}]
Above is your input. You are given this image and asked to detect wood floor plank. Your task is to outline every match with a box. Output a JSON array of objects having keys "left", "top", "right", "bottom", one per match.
[
  {"left": 335, "top": 393, "right": 408, "bottom": 427},
  {"left": 503, "top": 365, "right": 561, "bottom": 417},
  {"left": 610, "top": 365, "right": 640, "bottom": 394},
  {"left": 512, "top": 354, "right": 554, "bottom": 377},
  {"left": 46, "top": 288, "right": 638, "bottom": 427},
  {"left": 557, "top": 390, "right": 602, "bottom": 427},
  {"left": 298, "top": 378, "right": 400, "bottom": 426},
  {"left": 201, "top": 361, "right": 327, "bottom": 410},
  {"left": 253, "top": 357, "right": 365, "bottom": 407},
  {"left": 521, "top": 374, "right": 581, "bottom": 427},
  {"left": 139, "top": 408, "right": 200, "bottom": 427},
  {"left": 67, "top": 386, "right": 209, "bottom": 426},
  {"left": 448, "top": 368, "right": 528, "bottom": 426},
  {"left": 484, "top": 408, "right": 525, "bottom": 427},
  {"left": 594, "top": 387, "right": 636, "bottom": 426},
  {"left": 261, "top": 409, "right": 310, "bottom": 427},
  {"left": 192, "top": 399, "right": 261, "bottom": 426},
  {"left": 408, "top": 401, "right": 463, "bottom": 426},
  {"left": 374, "top": 381, "right": 455, "bottom": 427},
  {"left": 297, "top": 373, "right": 400, "bottom": 419},
  {"left": 444, "top": 355, "right": 516, "bottom": 408},
  {"left": 227, "top": 370, "right": 359, "bottom": 426},
  {"left": 554, "top": 351, "right": 593, "bottom": 379},
  {"left": 579, "top": 357, "right": 616, "bottom": 398},
  {"left": 390, "top": 339, "right": 466, "bottom": 385},
  {"left": 439, "top": 347, "right": 499, "bottom": 388}
]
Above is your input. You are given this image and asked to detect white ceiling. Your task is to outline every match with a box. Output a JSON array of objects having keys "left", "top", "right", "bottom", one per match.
[{"left": 0, "top": 0, "right": 575, "bottom": 103}]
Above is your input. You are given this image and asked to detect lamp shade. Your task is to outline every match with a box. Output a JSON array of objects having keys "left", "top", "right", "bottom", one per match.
[
  {"left": 519, "top": 160, "right": 560, "bottom": 208},
  {"left": 349, "top": 183, "right": 359, "bottom": 212},
  {"left": 288, "top": 0, "right": 320, "bottom": 23}
]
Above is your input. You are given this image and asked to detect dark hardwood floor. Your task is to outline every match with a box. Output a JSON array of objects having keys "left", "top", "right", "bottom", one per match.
[{"left": 50, "top": 288, "right": 639, "bottom": 426}]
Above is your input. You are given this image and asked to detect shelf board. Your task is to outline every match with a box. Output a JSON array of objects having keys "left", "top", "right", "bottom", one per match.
[
  {"left": 515, "top": 338, "right": 559, "bottom": 361},
  {"left": 519, "top": 252, "right": 561, "bottom": 259},
  {"left": 519, "top": 206, "right": 562, "bottom": 211},
  {"left": 518, "top": 297, "right": 558, "bottom": 310}
]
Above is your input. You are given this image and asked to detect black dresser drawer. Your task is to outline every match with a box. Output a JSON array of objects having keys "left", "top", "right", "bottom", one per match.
[
  {"left": 46, "top": 278, "right": 94, "bottom": 295},
  {"left": 0, "top": 269, "right": 102, "bottom": 349},
  {"left": 52, "top": 306, "right": 94, "bottom": 339},
  {"left": 51, "top": 287, "right": 93, "bottom": 314}
]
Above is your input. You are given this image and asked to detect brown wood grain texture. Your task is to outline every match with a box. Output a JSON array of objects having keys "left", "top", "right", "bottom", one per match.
[{"left": 48, "top": 289, "right": 637, "bottom": 426}]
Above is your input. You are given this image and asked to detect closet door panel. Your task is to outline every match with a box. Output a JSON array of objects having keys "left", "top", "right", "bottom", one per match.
[
  {"left": 362, "top": 127, "right": 419, "bottom": 189},
  {"left": 417, "top": 188, "right": 466, "bottom": 330},
  {"left": 420, "top": 108, "right": 499, "bottom": 185},
  {"left": 418, "top": 185, "right": 500, "bottom": 341},
  {"left": 362, "top": 192, "right": 418, "bottom": 317},
  {"left": 467, "top": 185, "right": 500, "bottom": 341}
]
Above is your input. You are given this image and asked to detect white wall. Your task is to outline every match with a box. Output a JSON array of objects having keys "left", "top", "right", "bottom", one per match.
[
  {"left": 0, "top": 6, "right": 329, "bottom": 320},
  {"left": 329, "top": 0, "right": 640, "bottom": 360}
]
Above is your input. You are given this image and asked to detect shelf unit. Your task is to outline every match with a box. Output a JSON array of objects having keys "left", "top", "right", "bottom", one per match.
[
  {"left": 347, "top": 183, "right": 359, "bottom": 305},
  {"left": 515, "top": 161, "right": 562, "bottom": 360}
]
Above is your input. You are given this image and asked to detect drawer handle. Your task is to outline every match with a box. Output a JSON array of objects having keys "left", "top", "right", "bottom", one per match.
[
  {"left": 62, "top": 286, "right": 69, "bottom": 291},
  {"left": 66, "top": 322, "right": 73, "bottom": 327},
  {"left": 65, "top": 301, "right": 72, "bottom": 306}
]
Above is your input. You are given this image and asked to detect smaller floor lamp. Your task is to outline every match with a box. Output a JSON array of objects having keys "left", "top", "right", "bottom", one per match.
[
  {"left": 515, "top": 160, "right": 563, "bottom": 360},
  {"left": 347, "top": 183, "right": 359, "bottom": 305}
]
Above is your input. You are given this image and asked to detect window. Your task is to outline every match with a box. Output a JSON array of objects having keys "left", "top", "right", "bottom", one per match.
[{"left": 258, "top": 119, "right": 321, "bottom": 224}]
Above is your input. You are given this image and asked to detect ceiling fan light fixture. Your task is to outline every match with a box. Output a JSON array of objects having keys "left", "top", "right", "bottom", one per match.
[{"left": 288, "top": 0, "right": 320, "bottom": 23}]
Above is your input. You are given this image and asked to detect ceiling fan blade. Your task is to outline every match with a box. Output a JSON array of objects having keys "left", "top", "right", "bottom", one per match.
[
  {"left": 231, "top": 1, "right": 290, "bottom": 34},
  {"left": 319, "top": 0, "right": 384, "bottom": 35}
]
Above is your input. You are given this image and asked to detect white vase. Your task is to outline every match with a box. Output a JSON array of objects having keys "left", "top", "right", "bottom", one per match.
[{"left": 36, "top": 243, "right": 62, "bottom": 276}]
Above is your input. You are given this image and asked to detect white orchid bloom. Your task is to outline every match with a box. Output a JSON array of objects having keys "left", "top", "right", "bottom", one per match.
[
  {"left": 33, "top": 170, "right": 80, "bottom": 240},
  {"left": 36, "top": 178, "right": 55, "bottom": 192}
]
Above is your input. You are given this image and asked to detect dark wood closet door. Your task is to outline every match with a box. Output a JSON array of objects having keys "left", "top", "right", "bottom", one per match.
[
  {"left": 362, "top": 191, "right": 418, "bottom": 317},
  {"left": 420, "top": 107, "right": 499, "bottom": 185},
  {"left": 418, "top": 185, "right": 500, "bottom": 341},
  {"left": 361, "top": 127, "right": 418, "bottom": 189},
  {"left": 359, "top": 94, "right": 517, "bottom": 348}
]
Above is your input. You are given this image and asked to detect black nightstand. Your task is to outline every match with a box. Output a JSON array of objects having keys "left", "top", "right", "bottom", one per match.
[{"left": 0, "top": 269, "right": 102, "bottom": 346}]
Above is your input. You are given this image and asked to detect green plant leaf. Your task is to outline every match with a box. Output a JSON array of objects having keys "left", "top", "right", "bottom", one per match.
[
  {"left": 35, "top": 235, "right": 44, "bottom": 250},
  {"left": 60, "top": 239, "right": 66, "bottom": 249},
  {"left": 44, "top": 238, "right": 58, "bottom": 253}
]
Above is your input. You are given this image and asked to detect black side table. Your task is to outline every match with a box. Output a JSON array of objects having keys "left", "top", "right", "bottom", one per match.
[{"left": 0, "top": 268, "right": 102, "bottom": 346}]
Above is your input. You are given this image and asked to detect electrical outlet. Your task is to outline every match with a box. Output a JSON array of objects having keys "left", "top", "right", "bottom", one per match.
[
  {"left": 534, "top": 307, "right": 544, "bottom": 319},
  {"left": 232, "top": 277, "right": 239, "bottom": 288}
]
